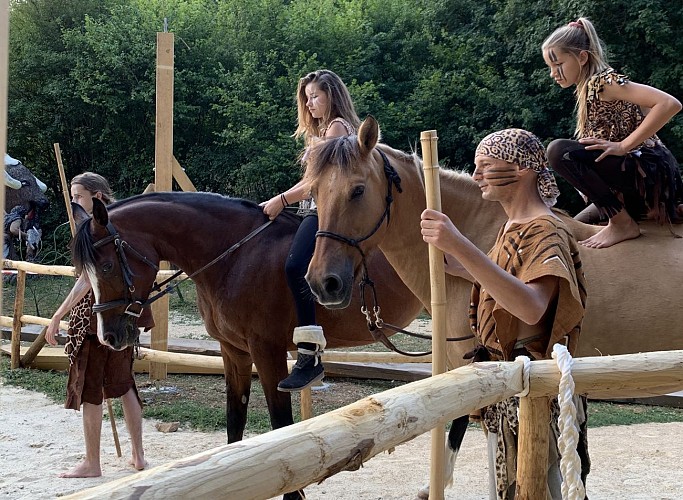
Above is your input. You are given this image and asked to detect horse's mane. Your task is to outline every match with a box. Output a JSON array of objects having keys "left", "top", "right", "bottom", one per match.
[
  {"left": 305, "top": 135, "right": 420, "bottom": 179},
  {"left": 72, "top": 218, "right": 96, "bottom": 275},
  {"left": 305, "top": 135, "right": 476, "bottom": 195}
]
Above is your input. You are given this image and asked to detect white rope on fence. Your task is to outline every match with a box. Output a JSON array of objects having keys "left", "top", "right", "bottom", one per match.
[
  {"left": 515, "top": 355, "right": 531, "bottom": 397},
  {"left": 552, "top": 343, "right": 585, "bottom": 500}
]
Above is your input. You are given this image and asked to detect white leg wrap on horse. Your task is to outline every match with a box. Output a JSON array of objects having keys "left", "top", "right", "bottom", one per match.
[{"left": 293, "top": 325, "right": 327, "bottom": 350}]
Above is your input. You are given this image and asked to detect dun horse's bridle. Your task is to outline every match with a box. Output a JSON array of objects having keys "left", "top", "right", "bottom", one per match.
[
  {"left": 315, "top": 148, "right": 474, "bottom": 356},
  {"left": 90, "top": 219, "right": 273, "bottom": 317}
]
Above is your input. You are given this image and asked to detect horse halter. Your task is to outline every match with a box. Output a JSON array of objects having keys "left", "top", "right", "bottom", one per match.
[
  {"left": 315, "top": 148, "right": 408, "bottom": 341},
  {"left": 90, "top": 221, "right": 160, "bottom": 317},
  {"left": 315, "top": 148, "right": 474, "bottom": 355}
]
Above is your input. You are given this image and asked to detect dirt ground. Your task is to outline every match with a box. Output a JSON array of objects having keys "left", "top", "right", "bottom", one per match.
[
  {"left": 1, "top": 384, "right": 683, "bottom": 499},
  {"left": 1, "top": 318, "right": 682, "bottom": 499}
]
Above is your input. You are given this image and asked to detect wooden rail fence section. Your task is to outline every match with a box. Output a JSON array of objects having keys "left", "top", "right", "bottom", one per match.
[{"left": 62, "top": 351, "right": 683, "bottom": 499}]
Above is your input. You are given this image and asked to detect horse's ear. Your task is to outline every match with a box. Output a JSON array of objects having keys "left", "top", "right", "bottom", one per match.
[
  {"left": 91, "top": 198, "right": 109, "bottom": 228},
  {"left": 72, "top": 203, "right": 90, "bottom": 227},
  {"left": 357, "top": 115, "right": 380, "bottom": 155}
]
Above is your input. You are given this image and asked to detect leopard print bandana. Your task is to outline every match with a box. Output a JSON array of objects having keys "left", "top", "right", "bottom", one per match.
[{"left": 475, "top": 128, "right": 560, "bottom": 207}]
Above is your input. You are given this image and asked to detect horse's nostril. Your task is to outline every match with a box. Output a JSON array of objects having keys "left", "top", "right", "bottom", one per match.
[
  {"left": 103, "top": 332, "right": 117, "bottom": 347},
  {"left": 323, "top": 275, "right": 343, "bottom": 295}
]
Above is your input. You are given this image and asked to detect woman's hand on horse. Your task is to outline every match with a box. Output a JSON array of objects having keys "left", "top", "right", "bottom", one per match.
[
  {"left": 260, "top": 196, "right": 285, "bottom": 220},
  {"left": 578, "top": 137, "right": 627, "bottom": 162}
]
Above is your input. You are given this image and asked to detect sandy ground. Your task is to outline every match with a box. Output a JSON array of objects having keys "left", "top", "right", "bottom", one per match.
[
  {"left": 1, "top": 384, "right": 683, "bottom": 499},
  {"left": 2, "top": 318, "right": 682, "bottom": 499}
]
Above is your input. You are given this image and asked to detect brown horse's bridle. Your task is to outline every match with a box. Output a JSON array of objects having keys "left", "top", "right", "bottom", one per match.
[
  {"left": 90, "top": 219, "right": 273, "bottom": 317},
  {"left": 315, "top": 148, "right": 474, "bottom": 356}
]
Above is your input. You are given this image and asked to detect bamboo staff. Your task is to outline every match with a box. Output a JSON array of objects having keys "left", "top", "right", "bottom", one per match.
[
  {"left": 420, "top": 129, "right": 447, "bottom": 500},
  {"left": 53, "top": 143, "right": 75, "bottom": 236}
]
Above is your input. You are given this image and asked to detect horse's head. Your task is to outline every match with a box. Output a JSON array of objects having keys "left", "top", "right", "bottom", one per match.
[
  {"left": 72, "top": 199, "right": 159, "bottom": 350},
  {"left": 305, "top": 116, "right": 406, "bottom": 308}
]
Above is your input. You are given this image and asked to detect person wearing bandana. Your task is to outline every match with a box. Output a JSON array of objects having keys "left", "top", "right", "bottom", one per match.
[{"left": 420, "top": 129, "right": 589, "bottom": 499}]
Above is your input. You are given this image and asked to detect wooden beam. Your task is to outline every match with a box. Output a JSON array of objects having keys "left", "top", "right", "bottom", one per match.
[
  {"left": 172, "top": 156, "right": 196, "bottom": 192},
  {"left": 150, "top": 31, "right": 175, "bottom": 381},
  {"left": 61, "top": 362, "right": 524, "bottom": 499},
  {"left": 516, "top": 396, "right": 550, "bottom": 499},
  {"left": 0, "top": 0, "right": 10, "bottom": 317},
  {"left": 10, "top": 270, "right": 26, "bottom": 369}
]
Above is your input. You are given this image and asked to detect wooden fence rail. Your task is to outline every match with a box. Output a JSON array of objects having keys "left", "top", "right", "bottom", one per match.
[{"left": 62, "top": 351, "right": 683, "bottom": 499}]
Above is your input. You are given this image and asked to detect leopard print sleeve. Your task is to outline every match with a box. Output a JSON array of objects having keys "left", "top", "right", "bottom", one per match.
[{"left": 587, "top": 68, "right": 629, "bottom": 103}]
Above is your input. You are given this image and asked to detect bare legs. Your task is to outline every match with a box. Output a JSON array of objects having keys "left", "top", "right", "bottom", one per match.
[
  {"left": 579, "top": 208, "right": 640, "bottom": 249},
  {"left": 121, "top": 388, "right": 146, "bottom": 470},
  {"left": 59, "top": 402, "right": 103, "bottom": 477},
  {"left": 59, "top": 388, "right": 145, "bottom": 478}
]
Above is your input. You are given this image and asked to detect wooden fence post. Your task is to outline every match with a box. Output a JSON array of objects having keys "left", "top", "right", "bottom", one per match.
[
  {"left": 10, "top": 270, "right": 26, "bottom": 369},
  {"left": 516, "top": 396, "right": 550, "bottom": 498}
]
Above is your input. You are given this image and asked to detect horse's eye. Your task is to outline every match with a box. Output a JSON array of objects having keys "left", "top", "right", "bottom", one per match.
[
  {"left": 351, "top": 185, "right": 365, "bottom": 200},
  {"left": 102, "top": 262, "right": 113, "bottom": 274}
]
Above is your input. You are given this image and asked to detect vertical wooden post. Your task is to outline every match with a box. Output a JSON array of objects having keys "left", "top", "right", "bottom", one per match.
[
  {"left": 54, "top": 143, "right": 75, "bottom": 236},
  {"left": 300, "top": 388, "right": 313, "bottom": 420},
  {"left": 0, "top": 0, "right": 10, "bottom": 318},
  {"left": 149, "top": 31, "right": 174, "bottom": 381},
  {"left": 516, "top": 396, "right": 550, "bottom": 499},
  {"left": 10, "top": 270, "right": 26, "bottom": 369},
  {"left": 420, "top": 130, "right": 446, "bottom": 500}
]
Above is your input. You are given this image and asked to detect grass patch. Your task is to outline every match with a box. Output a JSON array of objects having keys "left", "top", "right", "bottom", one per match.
[{"left": 4, "top": 355, "right": 683, "bottom": 433}]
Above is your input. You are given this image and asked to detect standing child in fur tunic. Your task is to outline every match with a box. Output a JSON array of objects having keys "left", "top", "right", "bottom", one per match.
[
  {"left": 45, "top": 173, "right": 154, "bottom": 478},
  {"left": 542, "top": 17, "right": 683, "bottom": 249},
  {"left": 421, "top": 129, "right": 589, "bottom": 499}
]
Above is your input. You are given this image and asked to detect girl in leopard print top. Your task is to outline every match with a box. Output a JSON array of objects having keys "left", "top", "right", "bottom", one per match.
[{"left": 542, "top": 17, "right": 683, "bottom": 249}]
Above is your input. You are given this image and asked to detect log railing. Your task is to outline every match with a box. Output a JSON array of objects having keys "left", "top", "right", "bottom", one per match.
[{"left": 62, "top": 350, "right": 683, "bottom": 499}]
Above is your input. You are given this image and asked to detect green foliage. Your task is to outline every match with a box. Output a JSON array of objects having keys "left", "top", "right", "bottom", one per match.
[{"left": 6, "top": 0, "right": 683, "bottom": 249}]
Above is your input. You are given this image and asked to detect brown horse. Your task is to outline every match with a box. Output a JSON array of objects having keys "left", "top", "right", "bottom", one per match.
[
  {"left": 304, "top": 116, "right": 683, "bottom": 496},
  {"left": 70, "top": 192, "right": 424, "bottom": 498}
]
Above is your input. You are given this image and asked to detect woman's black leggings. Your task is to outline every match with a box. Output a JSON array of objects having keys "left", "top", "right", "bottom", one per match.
[
  {"left": 547, "top": 139, "right": 640, "bottom": 219},
  {"left": 285, "top": 214, "right": 318, "bottom": 329}
]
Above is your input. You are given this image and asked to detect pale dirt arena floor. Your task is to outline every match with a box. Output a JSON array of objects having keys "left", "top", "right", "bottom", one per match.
[
  {"left": 2, "top": 385, "right": 683, "bottom": 499},
  {"left": 1, "top": 318, "right": 682, "bottom": 499}
]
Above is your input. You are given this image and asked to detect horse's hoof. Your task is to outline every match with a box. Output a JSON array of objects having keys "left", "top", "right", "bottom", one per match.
[{"left": 416, "top": 485, "right": 429, "bottom": 499}]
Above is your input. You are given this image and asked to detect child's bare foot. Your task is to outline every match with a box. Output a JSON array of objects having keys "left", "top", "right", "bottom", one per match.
[
  {"left": 579, "top": 214, "right": 640, "bottom": 249},
  {"left": 59, "top": 460, "right": 102, "bottom": 478},
  {"left": 129, "top": 455, "right": 147, "bottom": 471}
]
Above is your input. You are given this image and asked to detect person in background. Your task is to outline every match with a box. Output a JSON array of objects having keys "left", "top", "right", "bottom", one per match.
[{"left": 46, "top": 172, "right": 153, "bottom": 477}]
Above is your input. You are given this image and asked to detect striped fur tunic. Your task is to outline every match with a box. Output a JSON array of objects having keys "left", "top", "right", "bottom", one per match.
[{"left": 469, "top": 215, "right": 587, "bottom": 360}]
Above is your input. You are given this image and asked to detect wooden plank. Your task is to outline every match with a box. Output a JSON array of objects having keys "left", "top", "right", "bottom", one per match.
[
  {"left": 172, "top": 156, "right": 196, "bottom": 192},
  {"left": 1, "top": 0, "right": 9, "bottom": 318},
  {"left": 10, "top": 270, "right": 26, "bottom": 368}
]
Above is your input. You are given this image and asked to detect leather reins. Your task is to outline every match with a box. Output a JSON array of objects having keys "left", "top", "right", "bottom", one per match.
[{"left": 90, "top": 219, "right": 273, "bottom": 316}]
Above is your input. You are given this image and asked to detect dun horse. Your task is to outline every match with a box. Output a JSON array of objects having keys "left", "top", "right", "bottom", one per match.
[
  {"left": 71, "top": 192, "right": 424, "bottom": 499},
  {"left": 304, "top": 116, "right": 683, "bottom": 497}
]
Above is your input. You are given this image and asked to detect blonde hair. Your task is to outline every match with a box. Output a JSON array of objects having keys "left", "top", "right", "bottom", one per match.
[
  {"left": 293, "top": 69, "right": 361, "bottom": 145},
  {"left": 71, "top": 172, "right": 115, "bottom": 206},
  {"left": 542, "top": 17, "right": 610, "bottom": 138}
]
